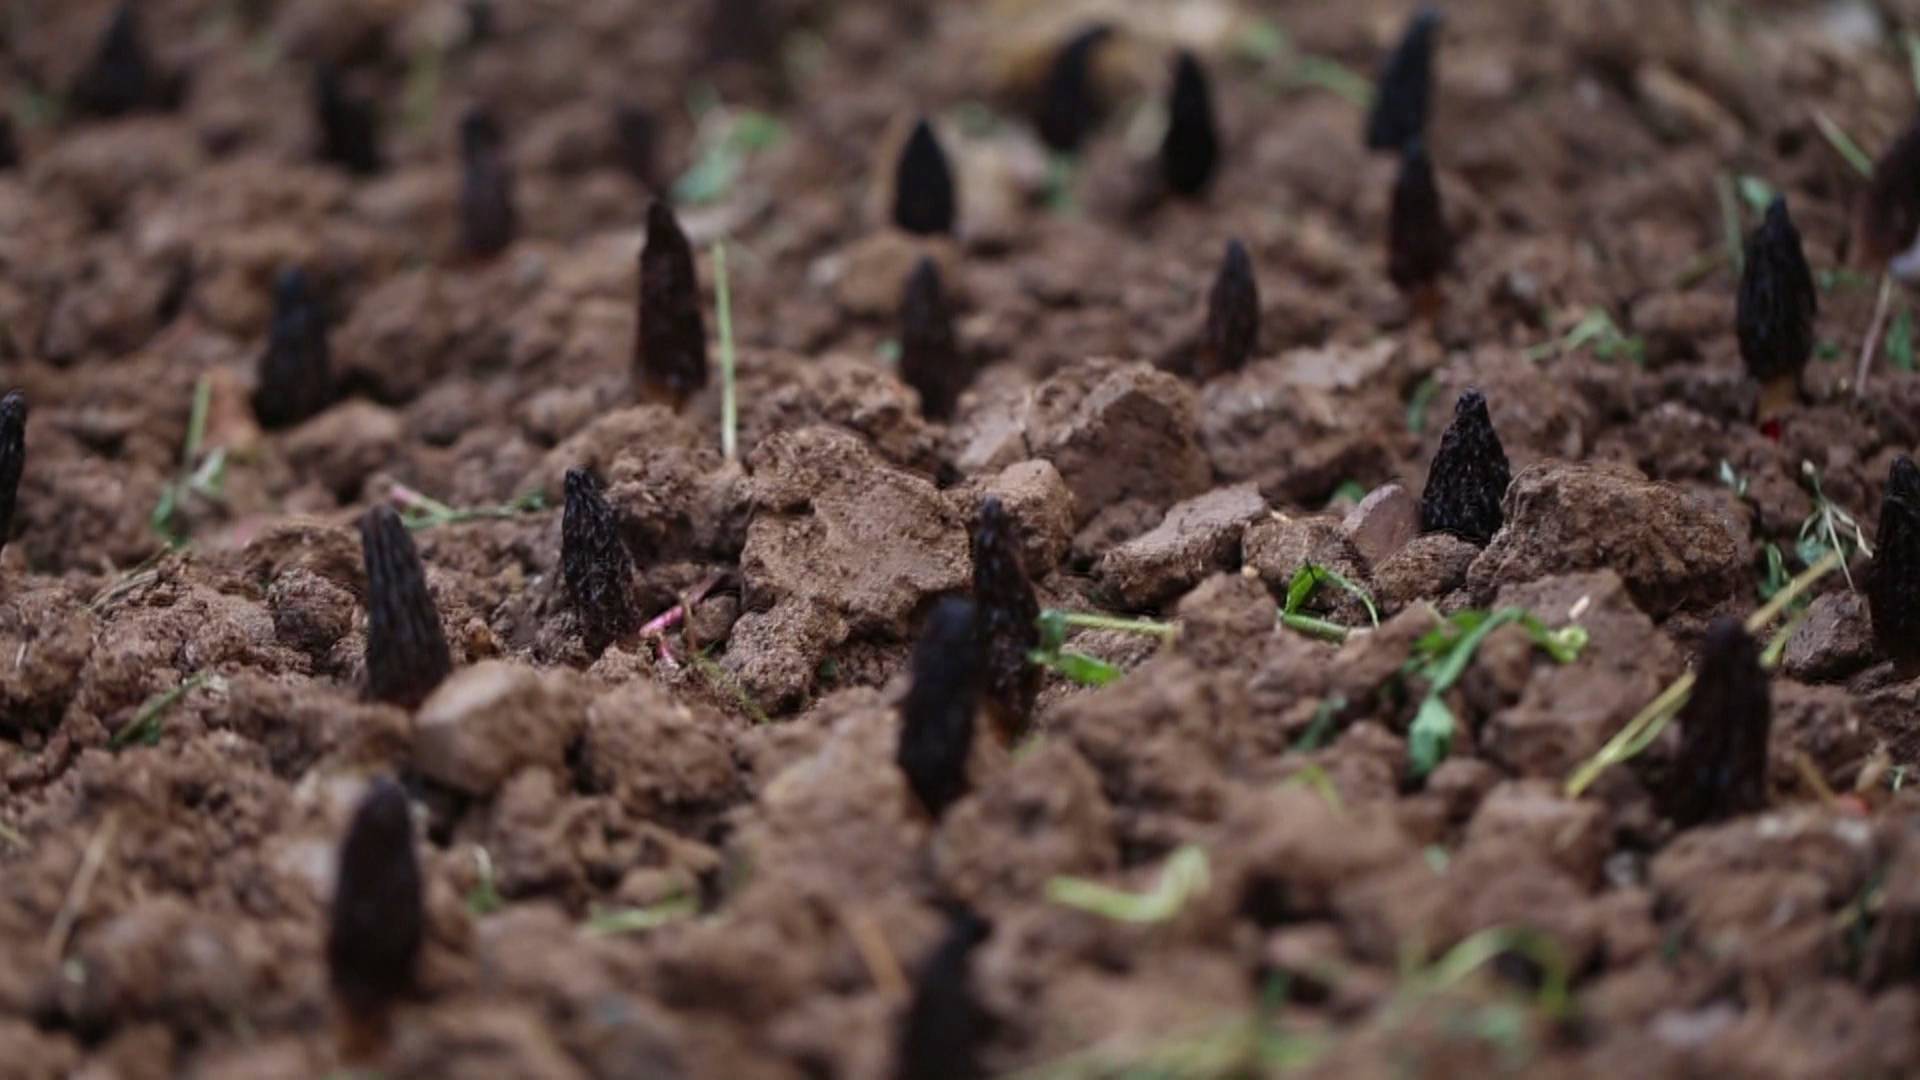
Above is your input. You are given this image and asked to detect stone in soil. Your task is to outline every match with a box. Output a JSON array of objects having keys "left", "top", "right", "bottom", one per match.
[{"left": 412, "top": 660, "right": 591, "bottom": 795}]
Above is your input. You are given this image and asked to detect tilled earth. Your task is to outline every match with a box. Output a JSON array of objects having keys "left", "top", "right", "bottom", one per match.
[{"left": 8, "top": 0, "right": 1920, "bottom": 1077}]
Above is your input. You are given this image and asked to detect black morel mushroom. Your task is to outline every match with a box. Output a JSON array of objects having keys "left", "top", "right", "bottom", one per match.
[
  {"left": 971, "top": 497, "right": 1040, "bottom": 742},
  {"left": 1201, "top": 239, "right": 1259, "bottom": 378},
  {"left": 0, "top": 391, "right": 24, "bottom": 557},
  {"left": 459, "top": 108, "right": 516, "bottom": 258},
  {"left": 316, "top": 64, "right": 383, "bottom": 175},
  {"left": 1737, "top": 197, "right": 1817, "bottom": 387},
  {"left": 894, "top": 119, "right": 957, "bottom": 236},
  {"left": 898, "top": 596, "right": 982, "bottom": 818},
  {"left": 895, "top": 908, "right": 992, "bottom": 1080},
  {"left": 1035, "top": 25, "right": 1114, "bottom": 154},
  {"left": 1160, "top": 51, "right": 1220, "bottom": 198},
  {"left": 1869, "top": 455, "right": 1920, "bottom": 667},
  {"left": 635, "top": 200, "right": 709, "bottom": 408},
  {"left": 1365, "top": 7, "right": 1441, "bottom": 151},
  {"left": 1856, "top": 120, "right": 1920, "bottom": 267},
  {"left": 328, "top": 777, "right": 424, "bottom": 1049},
  {"left": 252, "top": 268, "right": 333, "bottom": 430},
  {"left": 1388, "top": 139, "right": 1452, "bottom": 294},
  {"left": 1419, "top": 388, "right": 1510, "bottom": 545},
  {"left": 0, "top": 116, "right": 18, "bottom": 172},
  {"left": 359, "top": 506, "right": 452, "bottom": 708},
  {"left": 615, "top": 104, "right": 657, "bottom": 188},
  {"left": 899, "top": 258, "right": 967, "bottom": 419},
  {"left": 562, "top": 468, "right": 638, "bottom": 654},
  {"left": 1663, "top": 617, "right": 1770, "bottom": 828},
  {"left": 71, "top": 3, "right": 165, "bottom": 117}
]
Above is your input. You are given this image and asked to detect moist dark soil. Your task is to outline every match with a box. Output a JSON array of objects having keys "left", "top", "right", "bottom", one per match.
[{"left": 6, "top": 1, "right": 1920, "bottom": 1077}]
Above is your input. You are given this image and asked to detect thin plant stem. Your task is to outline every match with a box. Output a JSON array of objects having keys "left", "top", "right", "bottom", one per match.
[{"left": 714, "top": 242, "right": 738, "bottom": 463}]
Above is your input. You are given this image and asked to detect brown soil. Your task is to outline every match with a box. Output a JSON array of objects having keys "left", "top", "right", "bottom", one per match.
[{"left": 5, "top": 0, "right": 1920, "bottom": 1076}]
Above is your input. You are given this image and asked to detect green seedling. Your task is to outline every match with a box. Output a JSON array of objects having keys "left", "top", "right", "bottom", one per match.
[
  {"left": 687, "top": 647, "right": 769, "bottom": 725},
  {"left": 1890, "top": 307, "right": 1916, "bottom": 372},
  {"left": 1029, "top": 609, "right": 1177, "bottom": 688},
  {"left": 582, "top": 893, "right": 697, "bottom": 937},
  {"left": 1759, "top": 541, "right": 1793, "bottom": 601},
  {"left": 1404, "top": 608, "right": 1588, "bottom": 778},
  {"left": 1327, "top": 479, "right": 1368, "bottom": 506},
  {"left": 465, "top": 847, "right": 503, "bottom": 916},
  {"left": 1233, "top": 18, "right": 1374, "bottom": 107},
  {"left": 1046, "top": 844, "right": 1210, "bottom": 924},
  {"left": 713, "top": 242, "right": 739, "bottom": 462},
  {"left": 1292, "top": 693, "right": 1348, "bottom": 752},
  {"left": 672, "top": 90, "right": 785, "bottom": 205},
  {"left": 1717, "top": 459, "right": 1749, "bottom": 500},
  {"left": 1795, "top": 460, "right": 1873, "bottom": 589},
  {"left": 151, "top": 375, "right": 226, "bottom": 546},
  {"left": 1814, "top": 110, "right": 1875, "bottom": 177},
  {"left": 110, "top": 671, "right": 224, "bottom": 748},
  {"left": 1279, "top": 563, "right": 1379, "bottom": 642},
  {"left": 1818, "top": 267, "right": 1878, "bottom": 293},
  {"left": 1397, "top": 926, "right": 1573, "bottom": 1022},
  {"left": 401, "top": 41, "right": 443, "bottom": 133},
  {"left": 388, "top": 483, "right": 546, "bottom": 531},
  {"left": 1524, "top": 308, "right": 1644, "bottom": 365},
  {"left": 1282, "top": 763, "right": 1345, "bottom": 813},
  {"left": 1906, "top": 31, "right": 1920, "bottom": 99},
  {"left": 1406, "top": 374, "right": 1441, "bottom": 433},
  {"left": 1717, "top": 172, "right": 1746, "bottom": 276},
  {"left": 1565, "top": 548, "right": 1842, "bottom": 797}
]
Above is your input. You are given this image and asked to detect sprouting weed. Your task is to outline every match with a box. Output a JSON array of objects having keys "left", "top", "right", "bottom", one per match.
[
  {"left": 1404, "top": 609, "right": 1588, "bottom": 778},
  {"left": 1797, "top": 460, "right": 1873, "bottom": 590}
]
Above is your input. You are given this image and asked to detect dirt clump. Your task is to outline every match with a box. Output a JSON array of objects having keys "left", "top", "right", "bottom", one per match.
[{"left": 1467, "top": 461, "right": 1746, "bottom": 620}]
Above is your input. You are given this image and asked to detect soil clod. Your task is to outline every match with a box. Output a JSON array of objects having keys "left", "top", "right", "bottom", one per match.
[
  {"left": 0, "top": 390, "right": 23, "bottom": 557},
  {"left": 1201, "top": 239, "right": 1258, "bottom": 378},
  {"left": 894, "top": 908, "right": 992, "bottom": 1080},
  {"left": 70, "top": 3, "right": 172, "bottom": 118},
  {"left": 899, "top": 257, "right": 966, "bottom": 418},
  {"left": 359, "top": 505, "right": 453, "bottom": 708},
  {"left": 1663, "top": 617, "right": 1771, "bottom": 827},
  {"left": 1160, "top": 51, "right": 1220, "bottom": 198},
  {"left": 1035, "top": 25, "right": 1114, "bottom": 154},
  {"left": 1365, "top": 6, "right": 1441, "bottom": 151},
  {"left": 1388, "top": 139, "right": 1452, "bottom": 294},
  {"left": 971, "top": 497, "right": 1041, "bottom": 741},
  {"left": 898, "top": 596, "right": 983, "bottom": 818},
  {"left": 328, "top": 777, "right": 425, "bottom": 1056},
  {"left": 252, "top": 268, "right": 334, "bottom": 430},
  {"left": 459, "top": 108, "right": 517, "bottom": 258},
  {"left": 1737, "top": 197, "right": 1817, "bottom": 387},
  {"left": 1419, "top": 388, "right": 1510, "bottom": 545},
  {"left": 1868, "top": 455, "right": 1920, "bottom": 667},
  {"left": 894, "top": 119, "right": 957, "bottom": 236},
  {"left": 562, "top": 468, "right": 639, "bottom": 655},
  {"left": 635, "top": 200, "right": 709, "bottom": 409},
  {"left": 315, "top": 64, "right": 383, "bottom": 176}
]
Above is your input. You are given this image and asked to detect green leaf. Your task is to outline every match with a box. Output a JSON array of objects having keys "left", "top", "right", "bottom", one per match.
[
  {"left": 583, "top": 894, "right": 697, "bottom": 936},
  {"left": 1327, "top": 479, "right": 1368, "bottom": 506},
  {"left": 1283, "top": 563, "right": 1380, "bottom": 626},
  {"left": 1408, "top": 696, "right": 1456, "bottom": 776},
  {"left": 1890, "top": 308, "right": 1915, "bottom": 373},
  {"left": 1032, "top": 648, "right": 1123, "bottom": 687},
  {"left": 1737, "top": 174, "right": 1776, "bottom": 213},
  {"left": 1047, "top": 845, "right": 1210, "bottom": 923},
  {"left": 1406, "top": 376, "right": 1440, "bottom": 433},
  {"left": 1035, "top": 610, "right": 1070, "bottom": 652}
]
